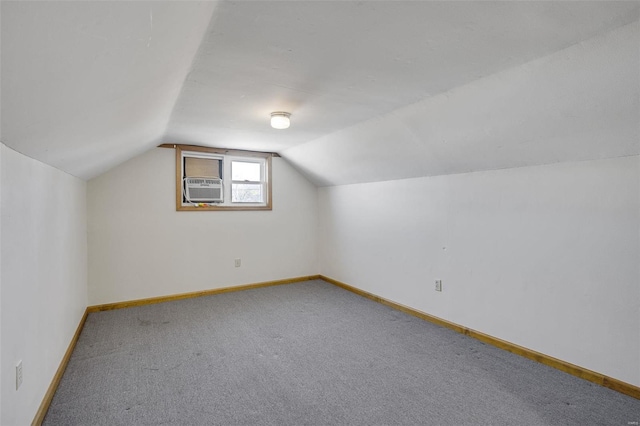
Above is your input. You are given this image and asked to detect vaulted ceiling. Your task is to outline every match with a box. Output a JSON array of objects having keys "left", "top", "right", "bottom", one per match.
[{"left": 2, "top": 1, "right": 638, "bottom": 184}]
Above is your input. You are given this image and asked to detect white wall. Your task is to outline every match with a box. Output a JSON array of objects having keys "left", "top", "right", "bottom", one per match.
[
  {"left": 0, "top": 141, "right": 3, "bottom": 423},
  {"left": 88, "top": 148, "right": 318, "bottom": 305},
  {"left": 318, "top": 156, "right": 639, "bottom": 387},
  {"left": 1, "top": 10, "right": 4, "bottom": 422},
  {"left": 0, "top": 144, "right": 88, "bottom": 425}
]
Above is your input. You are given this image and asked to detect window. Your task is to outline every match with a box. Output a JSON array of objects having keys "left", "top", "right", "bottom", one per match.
[
  {"left": 173, "top": 145, "right": 272, "bottom": 211},
  {"left": 231, "top": 160, "right": 264, "bottom": 203}
]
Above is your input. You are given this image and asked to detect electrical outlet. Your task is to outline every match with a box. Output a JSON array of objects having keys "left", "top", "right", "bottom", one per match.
[
  {"left": 435, "top": 280, "right": 442, "bottom": 292},
  {"left": 16, "top": 360, "right": 23, "bottom": 390},
  {"left": 234, "top": 258, "right": 241, "bottom": 268}
]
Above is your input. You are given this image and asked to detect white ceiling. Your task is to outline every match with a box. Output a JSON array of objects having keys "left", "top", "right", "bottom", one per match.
[
  {"left": 1, "top": 1, "right": 638, "bottom": 183},
  {"left": 285, "top": 19, "right": 639, "bottom": 186},
  {"left": 1, "top": 1, "right": 216, "bottom": 178}
]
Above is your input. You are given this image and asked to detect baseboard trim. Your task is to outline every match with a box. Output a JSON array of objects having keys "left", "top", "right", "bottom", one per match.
[
  {"left": 35, "top": 273, "right": 638, "bottom": 425},
  {"left": 33, "top": 275, "right": 321, "bottom": 423},
  {"left": 87, "top": 275, "right": 321, "bottom": 313},
  {"left": 32, "top": 308, "right": 89, "bottom": 426},
  {"left": 319, "top": 275, "right": 640, "bottom": 400}
]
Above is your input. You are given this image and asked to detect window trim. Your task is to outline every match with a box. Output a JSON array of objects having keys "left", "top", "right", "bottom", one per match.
[{"left": 173, "top": 144, "right": 273, "bottom": 211}]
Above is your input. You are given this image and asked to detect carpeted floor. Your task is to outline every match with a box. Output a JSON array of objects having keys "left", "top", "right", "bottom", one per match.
[{"left": 44, "top": 280, "right": 640, "bottom": 425}]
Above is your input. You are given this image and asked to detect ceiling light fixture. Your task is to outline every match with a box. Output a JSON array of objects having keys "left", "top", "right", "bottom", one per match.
[{"left": 270, "top": 112, "right": 291, "bottom": 130}]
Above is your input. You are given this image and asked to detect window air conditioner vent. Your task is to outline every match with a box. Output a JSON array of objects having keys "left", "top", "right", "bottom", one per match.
[{"left": 184, "top": 177, "right": 223, "bottom": 203}]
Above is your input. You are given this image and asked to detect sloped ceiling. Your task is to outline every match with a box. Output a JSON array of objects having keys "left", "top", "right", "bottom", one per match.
[
  {"left": 1, "top": 1, "right": 217, "bottom": 178},
  {"left": 1, "top": 1, "right": 638, "bottom": 183},
  {"left": 285, "top": 19, "right": 639, "bottom": 186}
]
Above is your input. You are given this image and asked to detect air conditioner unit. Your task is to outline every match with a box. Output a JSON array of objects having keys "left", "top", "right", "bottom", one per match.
[{"left": 184, "top": 177, "right": 223, "bottom": 203}]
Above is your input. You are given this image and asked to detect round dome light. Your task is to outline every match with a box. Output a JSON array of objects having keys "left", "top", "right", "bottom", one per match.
[{"left": 270, "top": 112, "right": 291, "bottom": 129}]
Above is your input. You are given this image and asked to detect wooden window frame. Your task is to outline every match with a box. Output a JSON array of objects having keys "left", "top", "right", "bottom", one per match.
[{"left": 169, "top": 144, "right": 273, "bottom": 212}]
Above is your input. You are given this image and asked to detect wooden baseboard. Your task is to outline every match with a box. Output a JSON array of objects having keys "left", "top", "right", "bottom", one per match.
[
  {"left": 87, "top": 275, "right": 321, "bottom": 312},
  {"left": 35, "top": 273, "right": 638, "bottom": 425},
  {"left": 34, "top": 275, "right": 320, "bottom": 423},
  {"left": 32, "top": 308, "right": 89, "bottom": 426},
  {"left": 319, "top": 275, "right": 640, "bottom": 401}
]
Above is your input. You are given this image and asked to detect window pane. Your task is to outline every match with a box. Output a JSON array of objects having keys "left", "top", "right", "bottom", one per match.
[
  {"left": 185, "top": 157, "right": 220, "bottom": 178},
  {"left": 231, "top": 161, "right": 261, "bottom": 181},
  {"left": 232, "top": 183, "right": 263, "bottom": 203}
]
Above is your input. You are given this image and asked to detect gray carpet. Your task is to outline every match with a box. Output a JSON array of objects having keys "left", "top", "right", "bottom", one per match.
[{"left": 44, "top": 280, "right": 640, "bottom": 425}]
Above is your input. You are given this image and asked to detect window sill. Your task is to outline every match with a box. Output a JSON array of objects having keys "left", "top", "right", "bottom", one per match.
[{"left": 177, "top": 204, "right": 272, "bottom": 212}]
